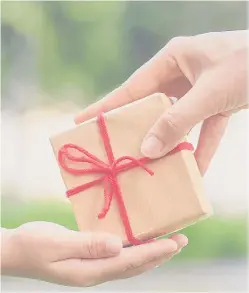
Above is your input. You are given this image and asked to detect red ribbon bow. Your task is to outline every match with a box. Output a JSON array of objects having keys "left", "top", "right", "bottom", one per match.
[{"left": 58, "top": 113, "right": 194, "bottom": 245}]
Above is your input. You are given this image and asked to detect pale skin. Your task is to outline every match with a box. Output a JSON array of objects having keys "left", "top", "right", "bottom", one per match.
[
  {"left": 75, "top": 30, "right": 248, "bottom": 175},
  {"left": 1, "top": 223, "right": 187, "bottom": 287},
  {"left": 1, "top": 30, "right": 248, "bottom": 287}
]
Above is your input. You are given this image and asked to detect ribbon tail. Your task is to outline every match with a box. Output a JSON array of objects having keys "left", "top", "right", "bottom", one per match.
[
  {"left": 66, "top": 177, "right": 104, "bottom": 197},
  {"left": 110, "top": 175, "right": 144, "bottom": 245},
  {"left": 115, "top": 156, "right": 154, "bottom": 176},
  {"left": 98, "top": 177, "right": 113, "bottom": 219},
  {"left": 168, "top": 142, "right": 194, "bottom": 155}
]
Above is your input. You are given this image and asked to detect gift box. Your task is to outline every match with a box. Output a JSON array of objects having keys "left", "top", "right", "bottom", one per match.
[{"left": 50, "top": 93, "right": 213, "bottom": 246}]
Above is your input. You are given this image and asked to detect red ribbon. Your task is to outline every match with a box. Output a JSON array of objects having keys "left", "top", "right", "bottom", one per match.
[{"left": 58, "top": 113, "right": 194, "bottom": 245}]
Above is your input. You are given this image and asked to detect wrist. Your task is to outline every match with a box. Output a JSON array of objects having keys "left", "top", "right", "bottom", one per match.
[{"left": 1, "top": 228, "right": 21, "bottom": 276}]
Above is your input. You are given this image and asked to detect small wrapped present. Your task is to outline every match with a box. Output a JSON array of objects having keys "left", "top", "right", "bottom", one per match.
[{"left": 50, "top": 93, "right": 212, "bottom": 246}]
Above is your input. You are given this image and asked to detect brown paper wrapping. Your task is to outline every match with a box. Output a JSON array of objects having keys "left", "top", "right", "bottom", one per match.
[{"left": 50, "top": 93, "right": 213, "bottom": 244}]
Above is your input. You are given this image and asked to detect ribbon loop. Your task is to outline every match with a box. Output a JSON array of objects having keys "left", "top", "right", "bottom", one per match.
[
  {"left": 114, "top": 156, "right": 154, "bottom": 176},
  {"left": 58, "top": 143, "right": 110, "bottom": 174}
]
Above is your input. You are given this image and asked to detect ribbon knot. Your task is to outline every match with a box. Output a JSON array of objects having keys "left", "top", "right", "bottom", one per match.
[{"left": 58, "top": 113, "right": 194, "bottom": 245}]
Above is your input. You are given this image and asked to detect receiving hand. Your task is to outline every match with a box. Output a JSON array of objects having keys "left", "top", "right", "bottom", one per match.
[{"left": 1, "top": 222, "right": 187, "bottom": 287}]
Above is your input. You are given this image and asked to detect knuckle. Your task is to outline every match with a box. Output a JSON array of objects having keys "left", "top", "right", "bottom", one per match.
[
  {"left": 120, "top": 82, "right": 137, "bottom": 103},
  {"left": 167, "top": 36, "right": 191, "bottom": 52},
  {"left": 87, "top": 237, "right": 97, "bottom": 258},
  {"left": 163, "top": 112, "right": 179, "bottom": 132},
  {"left": 7, "top": 226, "right": 37, "bottom": 265},
  {"left": 152, "top": 111, "right": 184, "bottom": 148},
  {"left": 87, "top": 236, "right": 106, "bottom": 258},
  {"left": 125, "top": 262, "right": 138, "bottom": 271},
  {"left": 11, "top": 225, "right": 32, "bottom": 247},
  {"left": 124, "top": 260, "right": 144, "bottom": 272},
  {"left": 158, "top": 111, "right": 180, "bottom": 137}
]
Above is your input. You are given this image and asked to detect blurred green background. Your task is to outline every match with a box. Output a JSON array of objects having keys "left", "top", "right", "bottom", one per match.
[
  {"left": 1, "top": 0, "right": 247, "bottom": 267},
  {"left": 1, "top": 1, "right": 247, "bottom": 108},
  {"left": 1, "top": 199, "right": 247, "bottom": 261}
]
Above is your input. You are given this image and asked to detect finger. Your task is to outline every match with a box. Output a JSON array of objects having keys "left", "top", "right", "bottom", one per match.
[
  {"left": 22, "top": 222, "right": 122, "bottom": 260},
  {"left": 56, "top": 231, "right": 122, "bottom": 260},
  {"left": 93, "top": 238, "right": 178, "bottom": 282},
  {"left": 168, "top": 233, "right": 188, "bottom": 249},
  {"left": 119, "top": 245, "right": 184, "bottom": 280},
  {"left": 74, "top": 45, "right": 182, "bottom": 124},
  {"left": 75, "top": 85, "right": 137, "bottom": 124},
  {"left": 140, "top": 73, "right": 226, "bottom": 158},
  {"left": 49, "top": 253, "right": 173, "bottom": 287},
  {"left": 103, "top": 235, "right": 187, "bottom": 281},
  {"left": 119, "top": 254, "right": 171, "bottom": 280},
  {"left": 195, "top": 114, "right": 230, "bottom": 175},
  {"left": 50, "top": 238, "right": 178, "bottom": 287},
  {"left": 116, "top": 235, "right": 187, "bottom": 280}
]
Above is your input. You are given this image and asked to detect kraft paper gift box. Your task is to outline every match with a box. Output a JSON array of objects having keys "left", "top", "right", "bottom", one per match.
[{"left": 50, "top": 93, "right": 213, "bottom": 246}]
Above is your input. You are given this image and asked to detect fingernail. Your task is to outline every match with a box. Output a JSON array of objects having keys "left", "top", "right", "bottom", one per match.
[
  {"left": 170, "top": 234, "right": 188, "bottom": 249},
  {"left": 179, "top": 236, "right": 188, "bottom": 248},
  {"left": 182, "top": 239, "right": 188, "bottom": 248},
  {"left": 106, "top": 237, "right": 122, "bottom": 255},
  {"left": 141, "top": 135, "right": 164, "bottom": 158},
  {"left": 175, "top": 248, "right": 182, "bottom": 255}
]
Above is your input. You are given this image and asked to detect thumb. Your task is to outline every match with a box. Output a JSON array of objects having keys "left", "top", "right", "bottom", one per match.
[
  {"left": 141, "top": 76, "right": 223, "bottom": 158},
  {"left": 59, "top": 231, "right": 122, "bottom": 259}
]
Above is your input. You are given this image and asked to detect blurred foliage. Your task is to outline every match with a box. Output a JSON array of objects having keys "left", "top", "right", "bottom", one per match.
[
  {"left": 1, "top": 1, "right": 126, "bottom": 99},
  {"left": 1, "top": 1, "right": 247, "bottom": 107},
  {"left": 1, "top": 199, "right": 247, "bottom": 261}
]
